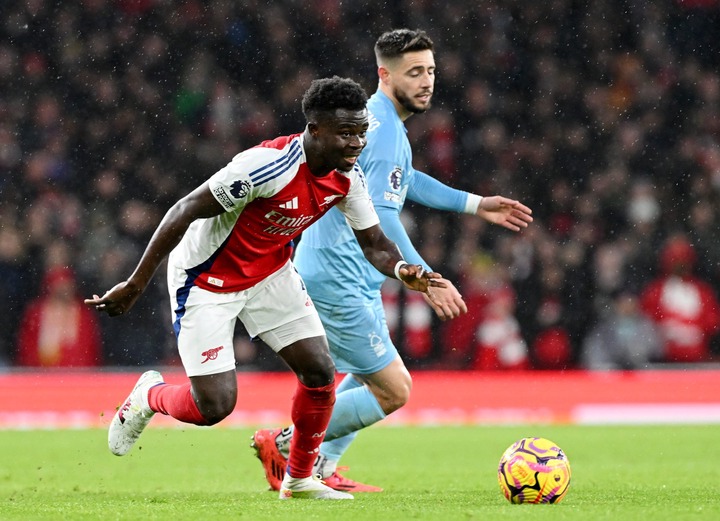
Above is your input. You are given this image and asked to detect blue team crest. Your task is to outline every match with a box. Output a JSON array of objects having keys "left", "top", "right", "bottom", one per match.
[
  {"left": 230, "top": 179, "right": 251, "bottom": 198},
  {"left": 388, "top": 167, "right": 403, "bottom": 191}
]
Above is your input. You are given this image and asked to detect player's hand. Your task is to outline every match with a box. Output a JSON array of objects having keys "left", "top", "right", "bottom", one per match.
[
  {"left": 477, "top": 196, "right": 533, "bottom": 232},
  {"left": 84, "top": 280, "right": 143, "bottom": 317},
  {"left": 421, "top": 279, "right": 467, "bottom": 321},
  {"left": 398, "top": 264, "right": 446, "bottom": 294}
]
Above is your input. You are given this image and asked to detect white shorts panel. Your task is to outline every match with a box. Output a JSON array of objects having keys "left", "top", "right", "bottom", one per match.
[
  {"left": 259, "top": 313, "right": 327, "bottom": 353},
  {"left": 168, "top": 260, "right": 325, "bottom": 375},
  {"left": 238, "top": 261, "right": 322, "bottom": 343},
  {"left": 170, "top": 284, "right": 243, "bottom": 377}
]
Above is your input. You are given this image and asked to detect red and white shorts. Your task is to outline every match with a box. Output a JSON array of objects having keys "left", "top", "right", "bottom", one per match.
[{"left": 168, "top": 260, "right": 325, "bottom": 377}]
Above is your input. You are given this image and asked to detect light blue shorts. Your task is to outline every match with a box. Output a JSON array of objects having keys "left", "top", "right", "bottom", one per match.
[{"left": 312, "top": 295, "right": 398, "bottom": 375}]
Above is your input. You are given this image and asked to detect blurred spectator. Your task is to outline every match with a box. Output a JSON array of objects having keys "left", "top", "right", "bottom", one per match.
[
  {"left": 688, "top": 198, "right": 720, "bottom": 289},
  {"left": 2, "top": 1, "right": 720, "bottom": 369},
  {"left": 581, "top": 291, "right": 662, "bottom": 370},
  {"left": 640, "top": 235, "right": 720, "bottom": 363},
  {"left": 441, "top": 254, "right": 529, "bottom": 370},
  {"left": 16, "top": 267, "right": 102, "bottom": 367},
  {"left": 0, "top": 224, "right": 31, "bottom": 366},
  {"left": 402, "top": 290, "right": 435, "bottom": 364},
  {"left": 528, "top": 264, "right": 574, "bottom": 369},
  {"left": 472, "top": 286, "right": 529, "bottom": 371},
  {"left": 79, "top": 198, "right": 173, "bottom": 366},
  {"left": 381, "top": 278, "right": 436, "bottom": 368},
  {"left": 441, "top": 254, "right": 494, "bottom": 367},
  {"left": 530, "top": 327, "right": 573, "bottom": 370}
]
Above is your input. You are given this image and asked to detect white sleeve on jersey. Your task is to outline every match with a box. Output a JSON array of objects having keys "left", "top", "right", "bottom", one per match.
[
  {"left": 207, "top": 147, "right": 284, "bottom": 212},
  {"left": 335, "top": 166, "right": 381, "bottom": 231}
]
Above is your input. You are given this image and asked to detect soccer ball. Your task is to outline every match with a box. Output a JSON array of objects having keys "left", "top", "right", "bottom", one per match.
[{"left": 497, "top": 437, "right": 571, "bottom": 504}]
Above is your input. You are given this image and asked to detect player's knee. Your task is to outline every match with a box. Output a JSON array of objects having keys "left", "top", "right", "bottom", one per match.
[
  {"left": 368, "top": 357, "right": 413, "bottom": 414},
  {"left": 297, "top": 356, "right": 336, "bottom": 388},
  {"left": 294, "top": 343, "right": 336, "bottom": 388},
  {"left": 195, "top": 393, "right": 236, "bottom": 425},
  {"left": 190, "top": 371, "right": 237, "bottom": 425},
  {"left": 383, "top": 384, "right": 411, "bottom": 413},
  {"left": 279, "top": 337, "right": 336, "bottom": 388},
  {"left": 374, "top": 375, "right": 412, "bottom": 414}
]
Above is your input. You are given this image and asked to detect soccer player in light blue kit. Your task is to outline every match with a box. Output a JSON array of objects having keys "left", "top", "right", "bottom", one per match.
[{"left": 253, "top": 29, "right": 533, "bottom": 492}]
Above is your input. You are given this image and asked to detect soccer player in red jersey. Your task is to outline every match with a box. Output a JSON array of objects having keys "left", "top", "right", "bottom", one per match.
[
  {"left": 253, "top": 29, "right": 533, "bottom": 494},
  {"left": 85, "top": 76, "right": 444, "bottom": 500}
]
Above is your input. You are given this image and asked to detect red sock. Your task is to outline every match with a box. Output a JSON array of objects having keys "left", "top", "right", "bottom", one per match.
[
  {"left": 286, "top": 381, "right": 335, "bottom": 478},
  {"left": 148, "top": 383, "right": 210, "bottom": 426}
]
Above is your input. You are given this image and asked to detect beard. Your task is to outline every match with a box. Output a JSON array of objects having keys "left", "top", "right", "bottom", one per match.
[{"left": 394, "top": 87, "right": 432, "bottom": 114}]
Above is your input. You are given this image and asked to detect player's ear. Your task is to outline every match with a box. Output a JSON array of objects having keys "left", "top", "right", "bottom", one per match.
[{"left": 378, "top": 65, "right": 391, "bottom": 85}]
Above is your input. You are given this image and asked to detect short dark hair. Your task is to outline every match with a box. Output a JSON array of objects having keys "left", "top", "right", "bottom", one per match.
[
  {"left": 301, "top": 76, "right": 368, "bottom": 120},
  {"left": 374, "top": 29, "right": 434, "bottom": 63}
]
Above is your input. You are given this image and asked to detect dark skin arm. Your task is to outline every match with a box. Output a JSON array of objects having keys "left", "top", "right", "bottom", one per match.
[
  {"left": 87, "top": 185, "right": 442, "bottom": 315},
  {"left": 353, "top": 224, "right": 445, "bottom": 296},
  {"left": 84, "top": 183, "right": 224, "bottom": 317}
]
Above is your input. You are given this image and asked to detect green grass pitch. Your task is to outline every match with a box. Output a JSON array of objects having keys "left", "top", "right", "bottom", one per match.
[{"left": 1, "top": 424, "right": 718, "bottom": 520}]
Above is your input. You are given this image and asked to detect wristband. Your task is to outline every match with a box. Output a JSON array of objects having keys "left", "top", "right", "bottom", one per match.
[
  {"left": 464, "top": 193, "right": 483, "bottom": 214},
  {"left": 393, "top": 260, "right": 407, "bottom": 280}
]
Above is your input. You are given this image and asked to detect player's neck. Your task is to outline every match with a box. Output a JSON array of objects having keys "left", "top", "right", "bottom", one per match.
[{"left": 379, "top": 85, "right": 413, "bottom": 122}]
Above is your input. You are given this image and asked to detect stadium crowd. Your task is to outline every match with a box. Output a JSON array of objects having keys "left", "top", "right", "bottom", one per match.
[{"left": 1, "top": 0, "right": 719, "bottom": 371}]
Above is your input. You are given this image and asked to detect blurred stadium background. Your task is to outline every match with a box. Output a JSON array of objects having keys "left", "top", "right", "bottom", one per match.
[{"left": 1, "top": 1, "right": 720, "bottom": 427}]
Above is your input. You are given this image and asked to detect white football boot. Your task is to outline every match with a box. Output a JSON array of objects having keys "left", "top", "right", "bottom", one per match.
[
  {"left": 279, "top": 474, "right": 354, "bottom": 500},
  {"left": 108, "top": 370, "right": 164, "bottom": 456}
]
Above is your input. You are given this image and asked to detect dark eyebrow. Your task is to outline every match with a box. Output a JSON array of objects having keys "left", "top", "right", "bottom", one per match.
[
  {"left": 408, "top": 65, "right": 435, "bottom": 73},
  {"left": 336, "top": 121, "right": 369, "bottom": 130}
]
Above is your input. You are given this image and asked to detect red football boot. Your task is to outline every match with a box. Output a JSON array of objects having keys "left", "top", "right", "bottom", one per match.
[
  {"left": 251, "top": 428, "right": 287, "bottom": 491},
  {"left": 322, "top": 468, "right": 383, "bottom": 493}
]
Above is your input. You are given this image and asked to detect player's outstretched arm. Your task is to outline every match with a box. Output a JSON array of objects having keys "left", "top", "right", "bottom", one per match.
[
  {"left": 394, "top": 263, "right": 444, "bottom": 293},
  {"left": 421, "top": 279, "right": 467, "bottom": 321},
  {"left": 476, "top": 196, "right": 533, "bottom": 232},
  {"left": 352, "top": 224, "right": 445, "bottom": 295},
  {"left": 84, "top": 183, "right": 225, "bottom": 317}
]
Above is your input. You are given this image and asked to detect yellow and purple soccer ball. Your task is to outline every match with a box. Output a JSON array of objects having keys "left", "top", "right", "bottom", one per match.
[{"left": 497, "top": 437, "right": 571, "bottom": 504}]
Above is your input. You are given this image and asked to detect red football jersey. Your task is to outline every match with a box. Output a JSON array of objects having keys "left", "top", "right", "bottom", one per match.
[{"left": 168, "top": 134, "right": 379, "bottom": 292}]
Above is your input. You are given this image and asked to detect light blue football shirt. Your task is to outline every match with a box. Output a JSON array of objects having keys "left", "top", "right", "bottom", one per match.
[{"left": 294, "top": 90, "right": 470, "bottom": 303}]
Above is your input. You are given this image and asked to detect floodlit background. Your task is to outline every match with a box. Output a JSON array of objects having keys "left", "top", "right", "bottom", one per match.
[{"left": 1, "top": 1, "right": 719, "bottom": 426}]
